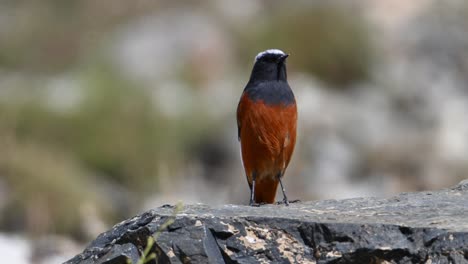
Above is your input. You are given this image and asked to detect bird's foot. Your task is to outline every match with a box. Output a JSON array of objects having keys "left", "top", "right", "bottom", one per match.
[
  {"left": 276, "top": 198, "right": 290, "bottom": 206},
  {"left": 275, "top": 198, "right": 301, "bottom": 206}
]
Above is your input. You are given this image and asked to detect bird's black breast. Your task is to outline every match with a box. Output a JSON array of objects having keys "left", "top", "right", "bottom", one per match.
[{"left": 244, "top": 81, "right": 295, "bottom": 106}]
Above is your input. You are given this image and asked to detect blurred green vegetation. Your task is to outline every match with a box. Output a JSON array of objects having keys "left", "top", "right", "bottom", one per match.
[
  {"left": 236, "top": 2, "right": 373, "bottom": 87},
  {"left": 0, "top": 0, "right": 158, "bottom": 72},
  {"left": 0, "top": 139, "right": 107, "bottom": 239},
  {"left": 0, "top": 62, "right": 215, "bottom": 239}
]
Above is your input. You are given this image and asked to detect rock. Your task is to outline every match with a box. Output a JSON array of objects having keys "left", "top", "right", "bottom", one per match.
[{"left": 65, "top": 181, "right": 468, "bottom": 264}]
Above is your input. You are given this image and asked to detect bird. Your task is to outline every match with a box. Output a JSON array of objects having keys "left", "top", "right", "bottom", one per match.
[{"left": 237, "top": 49, "right": 297, "bottom": 206}]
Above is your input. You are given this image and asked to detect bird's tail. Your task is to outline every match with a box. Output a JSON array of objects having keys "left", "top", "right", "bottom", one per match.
[{"left": 254, "top": 177, "right": 279, "bottom": 204}]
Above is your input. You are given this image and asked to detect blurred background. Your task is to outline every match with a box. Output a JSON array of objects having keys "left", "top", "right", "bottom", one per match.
[{"left": 1, "top": 0, "right": 468, "bottom": 262}]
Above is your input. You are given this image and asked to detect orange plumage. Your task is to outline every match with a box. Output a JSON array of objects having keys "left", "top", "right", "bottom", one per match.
[{"left": 237, "top": 91, "right": 297, "bottom": 204}]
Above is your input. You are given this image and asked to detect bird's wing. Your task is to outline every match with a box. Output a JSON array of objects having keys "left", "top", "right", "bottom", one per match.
[{"left": 236, "top": 92, "right": 247, "bottom": 141}]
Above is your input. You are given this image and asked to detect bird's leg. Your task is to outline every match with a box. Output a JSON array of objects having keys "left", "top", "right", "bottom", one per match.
[
  {"left": 278, "top": 173, "right": 289, "bottom": 206},
  {"left": 249, "top": 172, "right": 257, "bottom": 206}
]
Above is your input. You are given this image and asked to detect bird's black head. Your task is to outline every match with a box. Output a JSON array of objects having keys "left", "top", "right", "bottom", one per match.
[{"left": 248, "top": 49, "right": 289, "bottom": 83}]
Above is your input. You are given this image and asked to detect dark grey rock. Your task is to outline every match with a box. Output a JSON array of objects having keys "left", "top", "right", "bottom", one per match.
[
  {"left": 65, "top": 181, "right": 468, "bottom": 264},
  {"left": 97, "top": 243, "right": 140, "bottom": 264}
]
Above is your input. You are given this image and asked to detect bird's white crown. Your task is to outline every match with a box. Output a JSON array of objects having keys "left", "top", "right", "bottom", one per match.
[{"left": 255, "top": 49, "right": 286, "bottom": 61}]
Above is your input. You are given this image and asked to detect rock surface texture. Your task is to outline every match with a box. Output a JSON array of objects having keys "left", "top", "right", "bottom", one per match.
[{"left": 66, "top": 181, "right": 468, "bottom": 264}]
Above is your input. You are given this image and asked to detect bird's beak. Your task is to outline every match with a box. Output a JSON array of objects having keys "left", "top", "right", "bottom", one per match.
[{"left": 278, "top": 54, "right": 289, "bottom": 63}]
